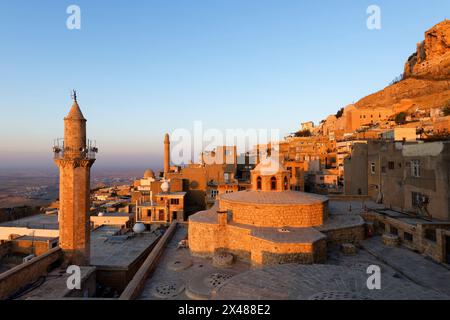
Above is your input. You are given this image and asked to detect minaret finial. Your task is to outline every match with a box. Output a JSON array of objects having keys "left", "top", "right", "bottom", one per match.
[{"left": 71, "top": 90, "right": 77, "bottom": 102}]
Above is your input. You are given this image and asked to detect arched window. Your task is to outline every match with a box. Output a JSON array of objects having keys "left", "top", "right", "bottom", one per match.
[
  {"left": 284, "top": 176, "right": 288, "bottom": 190},
  {"left": 270, "top": 176, "right": 277, "bottom": 190},
  {"left": 257, "top": 176, "right": 262, "bottom": 190}
]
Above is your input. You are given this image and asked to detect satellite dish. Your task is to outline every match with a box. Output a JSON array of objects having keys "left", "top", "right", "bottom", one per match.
[
  {"left": 161, "top": 181, "right": 170, "bottom": 193},
  {"left": 133, "top": 223, "right": 146, "bottom": 234}
]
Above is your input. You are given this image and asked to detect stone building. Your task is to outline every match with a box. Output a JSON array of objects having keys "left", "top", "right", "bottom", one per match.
[
  {"left": 188, "top": 157, "right": 364, "bottom": 266},
  {"left": 343, "top": 142, "right": 368, "bottom": 195},
  {"left": 344, "top": 138, "right": 450, "bottom": 221},
  {"left": 368, "top": 140, "right": 450, "bottom": 221},
  {"left": 135, "top": 180, "right": 186, "bottom": 224},
  {"left": 337, "top": 140, "right": 367, "bottom": 188}
]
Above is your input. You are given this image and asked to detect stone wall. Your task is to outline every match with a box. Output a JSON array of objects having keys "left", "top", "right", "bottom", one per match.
[
  {"left": 219, "top": 200, "right": 327, "bottom": 228},
  {"left": 119, "top": 222, "right": 177, "bottom": 300},
  {"left": 321, "top": 224, "right": 365, "bottom": 245},
  {"left": 261, "top": 239, "right": 326, "bottom": 265},
  {"left": 0, "top": 227, "right": 59, "bottom": 241},
  {"left": 362, "top": 211, "right": 450, "bottom": 263},
  {"left": 189, "top": 220, "right": 326, "bottom": 266},
  {"left": 11, "top": 238, "right": 55, "bottom": 256},
  {"left": 0, "top": 247, "right": 62, "bottom": 300}
]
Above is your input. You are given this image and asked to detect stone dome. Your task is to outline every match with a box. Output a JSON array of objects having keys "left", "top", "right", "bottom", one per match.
[
  {"left": 253, "top": 157, "right": 288, "bottom": 176},
  {"left": 144, "top": 169, "right": 155, "bottom": 179}
]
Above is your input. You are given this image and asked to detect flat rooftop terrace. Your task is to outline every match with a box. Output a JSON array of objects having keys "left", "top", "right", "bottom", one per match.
[
  {"left": 90, "top": 226, "right": 160, "bottom": 269},
  {"left": 0, "top": 213, "right": 59, "bottom": 230},
  {"left": 17, "top": 266, "right": 96, "bottom": 300},
  {"left": 0, "top": 252, "right": 27, "bottom": 274}
]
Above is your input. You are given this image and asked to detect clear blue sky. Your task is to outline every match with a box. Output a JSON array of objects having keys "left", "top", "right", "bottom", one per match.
[{"left": 0, "top": 0, "right": 448, "bottom": 170}]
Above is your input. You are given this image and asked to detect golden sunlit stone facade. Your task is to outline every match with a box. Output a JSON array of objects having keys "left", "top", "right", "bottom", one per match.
[
  {"left": 54, "top": 94, "right": 95, "bottom": 266},
  {"left": 188, "top": 158, "right": 329, "bottom": 265}
]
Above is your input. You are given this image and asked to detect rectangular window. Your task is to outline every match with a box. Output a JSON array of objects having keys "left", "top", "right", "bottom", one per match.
[
  {"left": 210, "top": 190, "right": 218, "bottom": 198},
  {"left": 370, "top": 162, "right": 376, "bottom": 174},
  {"left": 404, "top": 232, "right": 413, "bottom": 242},
  {"left": 388, "top": 161, "right": 395, "bottom": 170},
  {"left": 425, "top": 229, "right": 436, "bottom": 242},
  {"left": 170, "top": 198, "right": 179, "bottom": 205},
  {"left": 412, "top": 192, "right": 428, "bottom": 208},
  {"left": 390, "top": 226, "right": 398, "bottom": 236},
  {"left": 411, "top": 160, "right": 420, "bottom": 177}
]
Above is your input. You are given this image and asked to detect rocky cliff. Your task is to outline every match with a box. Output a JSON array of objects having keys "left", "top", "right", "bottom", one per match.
[
  {"left": 355, "top": 20, "right": 450, "bottom": 113},
  {"left": 404, "top": 20, "right": 450, "bottom": 80}
]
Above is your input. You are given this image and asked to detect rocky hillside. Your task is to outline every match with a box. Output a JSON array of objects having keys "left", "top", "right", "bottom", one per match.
[
  {"left": 404, "top": 19, "right": 450, "bottom": 80},
  {"left": 355, "top": 20, "right": 450, "bottom": 113}
]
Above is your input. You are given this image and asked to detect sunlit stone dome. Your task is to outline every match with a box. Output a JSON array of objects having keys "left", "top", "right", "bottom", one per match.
[{"left": 144, "top": 169, "right": 155, "bottom": 179}]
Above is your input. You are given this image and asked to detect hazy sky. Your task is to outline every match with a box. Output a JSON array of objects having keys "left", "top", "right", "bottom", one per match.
[{"left": 0, "top": 0, "right": 448, "bottom": 170}]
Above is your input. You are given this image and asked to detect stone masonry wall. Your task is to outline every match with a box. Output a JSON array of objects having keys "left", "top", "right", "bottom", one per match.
[
  {"left": 321, "top": 225, "right": 365, "bottom": 245},
  {"left": 219, "top": 200, "right": 327, "bottom": 228},
  {"left": 188, "top": 220, "right": 326, "bottom": 266}
]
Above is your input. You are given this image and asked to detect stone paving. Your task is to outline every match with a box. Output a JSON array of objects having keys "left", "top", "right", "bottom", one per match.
[
  {"left": 361, "top": 236, "right": 450, "bottom": 297},
  {"left": 139, "top": 225, "right": 251, "bottom": 300},
  {"left": 139, "top": 225, "right": 450, "bottom": 300},
  {"left": 213, "top": 263, "right": 446, "bottom": 300}
]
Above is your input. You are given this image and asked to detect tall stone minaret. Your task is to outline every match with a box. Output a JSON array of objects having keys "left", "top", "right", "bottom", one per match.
[
  {"left": 54, "top": 91, "right": 96, "bottom": 266},
  {"left": 164, "top": 133, "right": 170, "bottom": 178}
]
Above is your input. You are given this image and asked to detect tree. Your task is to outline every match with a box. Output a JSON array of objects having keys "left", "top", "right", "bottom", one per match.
[
  {"left": 335, "top": 107, "right": 344, "bottom": 119},
  {"left": 293, "top": 129, "right": 311, "bottom": 137},
  {"left": 394, "top": 112, "right": 407, "bottom": 125},
  {"left": 443, "top": 105, "right": 450, "bottom": 116},
  {"left": 389, "top": 73, "right": 404, "bottom": 86}
]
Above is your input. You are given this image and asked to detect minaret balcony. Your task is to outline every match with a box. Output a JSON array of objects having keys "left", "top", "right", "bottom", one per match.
[{"left": 53, "top": 139, "right": 98, "bottom": 160}]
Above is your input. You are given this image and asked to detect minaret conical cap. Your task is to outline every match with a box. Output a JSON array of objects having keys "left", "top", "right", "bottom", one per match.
[{"left": 65, "top": 101, "right": 86, "bottom": 120}]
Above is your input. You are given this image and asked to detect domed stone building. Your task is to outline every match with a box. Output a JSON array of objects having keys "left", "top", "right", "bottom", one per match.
[
  {"left": 143, "top": 169, "right": 155, "bottom": 179},
  {"left": 251, "top": 157, "right": 290, "bottom": 192},
  {"left": 188, "top": 157, "right": 363, "bottom": 266}
]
